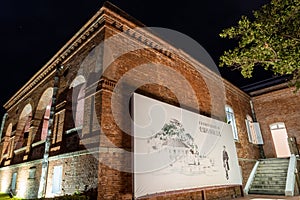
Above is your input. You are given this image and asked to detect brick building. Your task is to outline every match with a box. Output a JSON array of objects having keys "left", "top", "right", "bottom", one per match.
[{"left": 0, "top": 2, "right": 299, "bottom": 199}]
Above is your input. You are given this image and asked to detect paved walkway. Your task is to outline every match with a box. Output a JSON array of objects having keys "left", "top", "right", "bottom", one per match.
[{"left": 236, "top": 194, "right": 300, "bottom": 199}]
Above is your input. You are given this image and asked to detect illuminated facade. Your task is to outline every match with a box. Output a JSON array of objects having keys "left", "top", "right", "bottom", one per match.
[{"left": 0, "top": 2, "right": 299, "bottom": 199}]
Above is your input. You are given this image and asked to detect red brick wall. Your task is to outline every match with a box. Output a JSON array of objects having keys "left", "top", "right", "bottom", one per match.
[
  {"left": 224, "top": 81, "right": 261, "bottom": 186},
  {"left": 252, "top": 86, "right": 300, "bottom": 158},
  {"left": 0, "top": 4, "right": 264, "bottom": 200},
  {"left": 137, "top": 185, "right": 242, "bottom": 200},
  {"left": 94, "top": 22, "right": 260, "bottom": 198}
]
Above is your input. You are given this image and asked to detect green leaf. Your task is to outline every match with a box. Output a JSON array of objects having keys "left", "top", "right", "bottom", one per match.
[{"left": 219, "top": 0, "right": 300, "bottom": 90}]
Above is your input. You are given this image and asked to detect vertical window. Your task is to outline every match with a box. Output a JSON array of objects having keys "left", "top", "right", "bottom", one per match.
[
  {"left": 41, "top": 103, "right": 52, "bottom": 141},
  {"left": 52, "top": 165, "right": 63, "bottom": 194},
  {"left": 245, "top": 115, "right": 255, "bottom": 143},
  {"left": 70, "top": 75, "right": 86, "bottom": 129},
  {"left": 75, "top": 85, "right": 85, "bottom": 128},
  {"left": 11, "top": 172, "right": 17, "bottom": 191},
  {"left": 22, "top": 116, "right": 31, "bottom": 147},
  {"left": 28, "top": 167, "right": 36, "bottom": 179},
  {"left": 15, "top": 104, "right": 32, "bottom": 149},
  {"left": 52, "top": 110, "right": 65, "bottom": 144},
  {"left": 15, "top": 114, "right": 31, "bottom": 149},
  {"left": 8, "top": 137, "right": 15, "bottom": 158},
  {"left": 2, "top": 123, "right": 12, "bottom": 157},
  {"left": 36, "top": 88, "right": 53, "bottom": 142},
  {"left": 225, "top": 105, "right": 238, "bottom": 140}
]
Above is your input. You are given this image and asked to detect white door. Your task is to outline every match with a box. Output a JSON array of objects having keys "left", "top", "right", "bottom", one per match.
[
  {"left": 52, "top": 165, "right": 63, "bottom": 194},
  {"left": 270, "top": 123, "right": 291, "bottom": 158}
]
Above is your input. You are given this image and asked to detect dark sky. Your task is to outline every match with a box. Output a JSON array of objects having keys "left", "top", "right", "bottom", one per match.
[{"left": 0, "top": 0, "right": 271, "bottom": 117}]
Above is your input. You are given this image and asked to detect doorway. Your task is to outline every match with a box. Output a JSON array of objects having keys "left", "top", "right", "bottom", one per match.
[{"left": 270, "top": 122, "right": 291, "bottom": 158}]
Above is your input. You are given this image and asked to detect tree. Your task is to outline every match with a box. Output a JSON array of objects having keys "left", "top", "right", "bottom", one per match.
[{"left": 219, "top": 0, "right": 300, "bottom": 89}]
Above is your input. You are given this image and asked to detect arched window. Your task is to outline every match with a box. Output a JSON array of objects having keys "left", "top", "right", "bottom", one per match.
[
  {"left": 5, "top": 123, "right": 12, "bottom": 137},
  {"left": 2, "top": 123, "right": 13, "bottom": 158},
  {"left": 15, "top": 104, "right": 32, "bottom": 149},
  {"left": 225, "top": 105, "right": 238, "bottom": 140},
  {"left": 270, "top": 122, "right": 286, "bottom": 130},
  {"left": 35, "top": 88, "right": 53, "bottom": 142},
  {"left": 70, "top": 75, "right": 86, "bottom": 128}
]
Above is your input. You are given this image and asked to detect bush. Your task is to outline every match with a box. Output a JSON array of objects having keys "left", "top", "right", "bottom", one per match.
[{"left": 52, "top": 193, "right": 89, "bottom": 200}]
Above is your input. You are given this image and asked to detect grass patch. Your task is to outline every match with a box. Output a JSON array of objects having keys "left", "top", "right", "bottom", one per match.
[{"left": 0, "top": 193, "right": 22, "bottom": 199}]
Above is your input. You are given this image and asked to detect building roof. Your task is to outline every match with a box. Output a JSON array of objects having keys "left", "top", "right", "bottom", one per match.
[
  {"left": 3, "top": 1, "right": 293, "bottom": 111},
  {"left": 4, "top": 1, "right": 142, "bottom": 110},
  {"left": 240, "top": 75, "right": 292, "bottom": 96}
]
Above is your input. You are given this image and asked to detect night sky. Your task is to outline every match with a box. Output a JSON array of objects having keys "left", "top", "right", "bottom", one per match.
[{"left": 0, "top": 0, "right": 271, "bottom": 118}]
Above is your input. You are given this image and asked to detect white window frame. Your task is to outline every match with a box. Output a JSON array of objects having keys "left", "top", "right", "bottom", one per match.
[
  {"left": 270, "top": 122, "right": 286, "bottom": 130},
  {"left": 11, "top": 172, "right": 17, "bottom": 191},
  {"left": 225, "top": 105, "right": 238, "bottom": 141}
]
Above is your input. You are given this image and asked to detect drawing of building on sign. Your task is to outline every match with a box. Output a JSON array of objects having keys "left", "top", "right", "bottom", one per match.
[{"left": 148, "top": 118, "right": 218, "bottom": 175}]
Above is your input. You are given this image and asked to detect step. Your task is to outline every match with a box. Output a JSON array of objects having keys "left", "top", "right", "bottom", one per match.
[
  {"left": 253, "top": 176, "right": 286, "bottom": 183},
  {"left": 251, "top": 180, "right": 286, "bottom": 186},
  {"left": 249, "top": 158, "right": 290, "bottom": 195},
  {"left": 254, "top": 173, "right": 287, "bottom": 178},
  {"left": 256, "top": 168, "right": 287, "bottom": 173},
  {"left": 259, "top": 159, "right": 289, "bottom": 164},
  {"left": 251, "top": 185, "right": 285, "bottom": 191},
  {"left": 257, "top": 163, "right": 289, "bottom": 168},
  {"left": 256, "top": 167, "right": 288, "bottom": 172},
  {"left": 259, "top": 159, "right": 289, "bottom": 163},
  {"left": 255, "top": 170, "right": 287, "bottom": 175},
  {"left": 250, "top": 184, "right": 286, "bottom": 189},
  {"left": 253, "top": 177, "right": 286, "bottom": 183},
  {"left": 256, "top": 170, "right": 287, "bottom": 176},
  {"left": 258, "top": 164, "right": 289, "bottom": 168},
  {"left": 248, "top": 189, "right": 285, "bottom": 195},
  {"left": 250, "top": 187, "right": 285, "bottom": 193}
]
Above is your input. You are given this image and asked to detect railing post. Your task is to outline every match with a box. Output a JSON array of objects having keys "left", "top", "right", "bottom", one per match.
[
  {"left": 285, "top": 154, "right": 296, "bottom": 196},
  {"left": 244, "top": 160, "right": 260, "bottom": 195}
]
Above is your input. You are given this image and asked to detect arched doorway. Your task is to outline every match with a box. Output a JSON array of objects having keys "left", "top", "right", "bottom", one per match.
[{"left": 270, "top": 122, "right": 291, "bottom": 158}]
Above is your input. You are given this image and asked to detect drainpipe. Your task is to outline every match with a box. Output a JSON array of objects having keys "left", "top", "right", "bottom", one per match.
[
  {"left": 0, "top": 113, "right": 8, "bottom": 140},
  {"left": 250, "top": 100, "right": 265, "bottom": 159},
  {"left": 38, "top": 65, "right": 63, "bottom": 198}
]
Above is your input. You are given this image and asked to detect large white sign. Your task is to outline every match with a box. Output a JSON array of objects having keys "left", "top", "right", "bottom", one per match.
[{"left": 133, "top": 93, "right": 242, "bottom": 199}]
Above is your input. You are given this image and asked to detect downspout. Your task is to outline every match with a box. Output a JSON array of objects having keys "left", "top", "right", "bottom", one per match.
[
  {"left": 38, "top": 65, "right": 63, "bottom": 198},
  {"left": 249, "top": 100, "right": 257, "bottom": 122},
  {"left": 0, "top": 113, "right": 8, "bottom": 162},
  {"left": 0, "top": 113, "right": 8, "bottom": 140},
  {"left": 250, "top": 99, "right": 265, "bottom": 159}
]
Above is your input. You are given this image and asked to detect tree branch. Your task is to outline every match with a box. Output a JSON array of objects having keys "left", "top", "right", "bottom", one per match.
[{"left": 282, "top": 34, "right": 300, "bottom": 42}]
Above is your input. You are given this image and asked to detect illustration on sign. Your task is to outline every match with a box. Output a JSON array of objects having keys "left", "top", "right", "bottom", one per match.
[
  {"left": 147, "top": 118, "right": 218, "bottom": 175},
  {"left": 133, "top": 93, "right": 241, "bottom": 198}
]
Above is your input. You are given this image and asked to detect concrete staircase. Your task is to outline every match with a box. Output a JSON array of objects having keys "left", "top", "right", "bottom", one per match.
[{"left": 248, "top": 158, "right": 289, "bottom": 195}]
